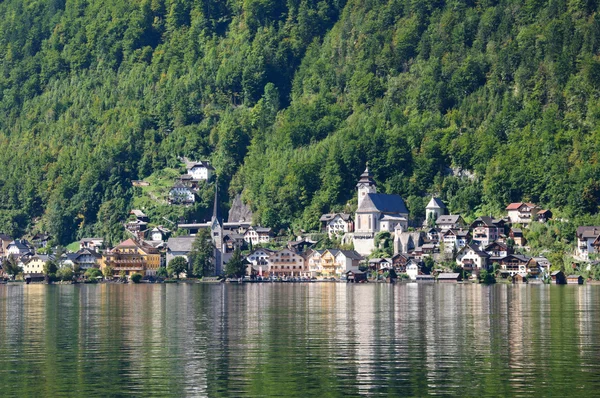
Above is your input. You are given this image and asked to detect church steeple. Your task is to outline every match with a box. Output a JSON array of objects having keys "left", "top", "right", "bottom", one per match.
[
  {"left": 357, "top": 163, "right": 377, "bottom": 207},
  {"left": 211, "top": 181, "right": 223, "bottom": 276}
]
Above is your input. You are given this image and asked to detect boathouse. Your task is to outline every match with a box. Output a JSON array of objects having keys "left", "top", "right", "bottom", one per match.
[
  {"left": 513, "top": 273, "right": 528, "bottom": 284},
  {"left": 551, "top": 270, "right": 566, "bottom": 284},
  {"left": 567, "top": 275, "right": 583, "bottom": 285},
  {"left": 346, "top": 270, "right": 367, "bottom": 283},
  {"left": 437, "top": 273, "right": 462, "bottom": 282}
]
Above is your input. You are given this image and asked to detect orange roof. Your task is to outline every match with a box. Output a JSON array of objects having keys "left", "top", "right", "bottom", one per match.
[
  {"left": 116, "top": 238, "right": 139, "bottom": 248},
  {"left": 506, "top": 203, "right": 524, "bottom": 210}
]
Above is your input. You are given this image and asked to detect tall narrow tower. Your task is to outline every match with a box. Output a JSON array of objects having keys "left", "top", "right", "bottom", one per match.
[
  {"left": 211, "top": 181, "right": 224, "bottom": 276},
  {"left": 356, "top": 164, "right": 377, "bottom": 208}
]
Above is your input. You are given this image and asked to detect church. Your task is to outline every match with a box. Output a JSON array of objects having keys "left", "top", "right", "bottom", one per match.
[{"left": 352, "top": 166, "right": 409, "bottom": 255}]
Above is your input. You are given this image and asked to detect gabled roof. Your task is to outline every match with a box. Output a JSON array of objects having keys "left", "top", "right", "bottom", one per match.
[
  {"left": 186, "top": 160, "right": 215, "bottom": 170},
  {"left": 116, "top": 238, "right": 139, "bottom": 248},
  {"left": 166, "top": 236, "right": 196, "bottom": 252},
  {"left": 8, "top": 240, "right": 31, "bottom": 251},
  {"left": 336, "top": 250, "right": 363, "bottom": 260},
  {"left": 130, "top": 209, "right": 147, "bottom": 218},
  {"left": 577, "top": 226, "right": 600, "bottom": 239},
  {"left": 75, "top": 249, "right": 102, "bottom": 259},
  {"left": 436, "top": 215, "right": 463, "bottom": 225},
  {"left": 484, "top": 241, "right": 508, "bottom": 251},
  {"left": 459, "top": 243, "right": 489, "bottom": 258},
  {"left": 471, "top": 216, "right": 496, "bottom": 227},
  {"left": 426, "top": 197, "right": 446, "bottom": 209},
  {"left": 357, "top": 193, "right": 408, "bottom": 214},
  {"left": 437, "top": 273, "right": 460, "bottom": 279},
  {"left": 80, "top": 237, "right": 103, "bottom": 243},
  {"left": 506, "top": 202, "right": 538, "bottom": 210}
]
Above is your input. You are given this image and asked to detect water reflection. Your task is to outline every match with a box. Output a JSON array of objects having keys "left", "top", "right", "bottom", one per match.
[{"left": 0, "top": 283, "right": 600, "bottom": 396}]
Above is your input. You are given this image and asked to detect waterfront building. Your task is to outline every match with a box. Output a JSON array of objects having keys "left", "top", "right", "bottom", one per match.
[{"left": 102, "top": 238, "right": 161, "bottom": 277}]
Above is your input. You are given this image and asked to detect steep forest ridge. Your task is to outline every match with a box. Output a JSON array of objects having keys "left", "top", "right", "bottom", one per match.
[{"left": 1, "top": 0, "right": 600, "bottom": 245}]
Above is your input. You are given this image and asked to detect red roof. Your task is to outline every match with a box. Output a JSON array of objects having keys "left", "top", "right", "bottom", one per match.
[
  {"left": 116, "top": 238, "right": 139, "bottom": 248},
  {"left": 506, "top": 202, "right": 537, "bottom": 210}
]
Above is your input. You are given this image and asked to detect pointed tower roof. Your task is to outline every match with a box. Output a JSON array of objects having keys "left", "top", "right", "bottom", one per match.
[
  {"left": 212, "top": 181, "right": 223, "bottom": 226},
  {"left": 426, "top": 196, "right": 446, "bottom": 209},
  {"left": 356, "top": 164, "right": 376, "bottom": 187}
]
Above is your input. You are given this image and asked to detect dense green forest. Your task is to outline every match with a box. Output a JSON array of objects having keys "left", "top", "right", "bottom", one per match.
[{"left": 1, "top": 0, "right": 600, "bottom": 245}]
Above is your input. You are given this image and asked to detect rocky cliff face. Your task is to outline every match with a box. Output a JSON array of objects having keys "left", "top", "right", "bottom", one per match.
[{"left": 228, "top": 194, "right": 253, "bottom": 223}]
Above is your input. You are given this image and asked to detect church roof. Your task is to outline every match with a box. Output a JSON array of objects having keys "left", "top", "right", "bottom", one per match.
[
  {"left": 426, "top": 197, "right": 446, "bottom": 209},
  {"left": 357, "top": 193, "right": 408, "bottom": 214}
]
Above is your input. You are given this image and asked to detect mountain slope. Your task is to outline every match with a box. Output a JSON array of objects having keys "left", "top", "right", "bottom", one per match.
[{"left": 0, "top": 0, "right": 599, "bottom": 243}]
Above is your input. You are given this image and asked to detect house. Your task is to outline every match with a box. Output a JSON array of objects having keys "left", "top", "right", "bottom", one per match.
[
  {"left": 509, "top": 228, "right": 526, "bottom": 247},
  {"left": 506, "top": 202, "right": 540, "bottom": 224},
  {"left": 425, "top": 197, "right": 446, "bottom": 226},
  {"left": 497, "top": 254, "right": 531, "bottom": 277},
  {"left": 59, "top": 253, "right": 79, "bottom": 269},
  {"left": 102, "top": 238, "right": 161, "bottom": 277},
  {"left": 484, "top": 242, "right": 510, "bottom": 258},
  {"left": 267, "top": 248, "right": 306, "bottom": 277},
  {"left": 406, "top": 261, "right": 420, "bottom": 280},
  {"left": 346, "top": 270, "right": 367, "bottom": 283},
  {"left": 551, "top": 270, "right": 566, "bottom": 284},
  {"left": 166, "top": 236, "right": 196, "bottom": 270},
  {"left": 567, "top": 275, "right": 583, "bottom": 285},
  {"left": 0, "top": 234, "right": 12, "bottom": 257},
  {"left": 353, "top": 165, "right": 409, "bottom": 255},
  {"left": 368, "top": 258, "right": 393, "bottom": 271},
  {"left": 80, "top": 238, "right": 104, "bottom": 251},
  {"left": 436, "top": 215, "right": 466, "bottom": 231},
  {"left": 243, "top": 227, "right": 273, "bottom": 245},
  {"left": 537, "top": 209, "right": 553, "bottom": 223},
  {"left": 527, "top": 257, "right": 551, "bottom": 276},
  {"left": 437, "top": 273, "right": 462, "bottom": 282},
  {"left": 183, "top": 159, "right": 214, "bottom": 181},
  {"left": 130, "top": 209, "right": 149, "bottom": 222},
  {"left": 513, "top": 273, "right": 528, "bottom": 283},
  {"left": 169, "top": 182, "right": 195, "bottom": 204},
  {"left": 334, "top": 250, "right": 363, "bottom": 275},
  {"left": 73, "top": 249, "right": 101, "bottom": 270},
  {"left": 31, "top": 233, "right": 51, "bottom": 248},
  {"left": 456, "top": 244, "right": 490, "bottom": 271},
  {"left": 149, "top": 226, "right": 170, "bottom": 242},
  {"left": 305, "top": 249, "right": 324, "bottom": 277},
  {"left": 392, "top": 253, "right": 409, "bottom": 271},
  {"left": 23, "top": 254, "right": 53, "bottom": 275},
  {"left": 576, "top": 226, "right": 600, "bottom": 261},
  {"left": 425, "top": 228, "right": 440, "bottom": 243},
  {"left": 319, "top": 213, "right": 354, "bottom": 238},
  {"left": 471, "top": 217, "right": 502, "bottom": 247},
  {"left": 6, "top": 240, "right": 33, "bottom": 258},
  {"left": 287, "top": 239, "right": 314, "bottom": 254},
  {"left": 442, "top": 229, "right": 471, "bottom": 253},
  {"left": 246, "top": 248, "right": 274, "bottom": 276}
]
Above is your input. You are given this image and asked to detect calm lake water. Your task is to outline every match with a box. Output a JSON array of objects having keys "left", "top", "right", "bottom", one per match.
[{"left": 0, "top": 283, "right": 599, "bottom": 396}]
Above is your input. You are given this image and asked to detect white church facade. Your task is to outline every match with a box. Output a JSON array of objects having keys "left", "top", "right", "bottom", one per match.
[{"left": 352, "top": 166, "right": 409, "bottom": 255}]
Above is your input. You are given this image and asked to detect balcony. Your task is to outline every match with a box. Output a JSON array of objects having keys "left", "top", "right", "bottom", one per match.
[{"left": 112, "top": 266, "right": 144, "bottom": 271}]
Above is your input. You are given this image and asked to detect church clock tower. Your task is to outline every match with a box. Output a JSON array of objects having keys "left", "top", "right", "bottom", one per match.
[{"left": 356, "top": 164, "right": 377, "bottom": 208}]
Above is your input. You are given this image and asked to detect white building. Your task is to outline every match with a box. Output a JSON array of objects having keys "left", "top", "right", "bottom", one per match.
[
  {"left": 184, "top": 160, "right": 215, "bottom": 181},
  {"left": 243, "top": 227, "right": 272, "bottom": 245},
  {"left": 353, "top": 166, "right": 409, "bottom": 255},
  {"left": 425, "top": 197, "right": 446, "bottom": 226},
  {"left": 406, "top": 261, "right": 419, "bottom": 280},
  {"left": 245, "top": 248, "right": 273, "bottom": 276},
  {"left": 320, "top": 213, "right": 353, "bottom": 238},
  {"left": 166, "top": 236, "right": 196, "bottom": 269},
  {"left": 506, "top": 202, "right": 540, "bottom": 224},
  {"left": 435, "top": 215, "right": 466, "bottom": 231},
  {"left": 6, "top": 240, "right": 33, "bottom": 257},
  {"left": 150, "top": 226, "right": 170, "bottom": 242},
  {"left": 169, "top": 182, "right": 195, "bottom": 204},
  {"left": 456, "top": 244, "right": 490, "bottom": 271},
  {"left": 576, "top": 226, "right": 600, "bottom": 261}
]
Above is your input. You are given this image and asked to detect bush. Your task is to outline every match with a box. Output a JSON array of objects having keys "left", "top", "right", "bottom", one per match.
[
  {"left": 479, "top": 269, "right": 496, "bottom": 284},
  {"left": 156, "top": 267, "right": 168, "bottom": 278},
  {"left": 84, "top": 268, "right": 103, "bottom": 280},
  {"left": 56, "top": 267, "right": 73, "bottom": 281},
  {"left": 130, "top": 273, "right": 142, "bottom": 283}
]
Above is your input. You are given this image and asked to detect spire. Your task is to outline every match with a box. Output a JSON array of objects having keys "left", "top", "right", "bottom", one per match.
[
  {"left": 357, "top": 163, "right": 376, "bottom": 188},
  {"left": 212, "top": 181, "right": 222, "bottom": 225}
]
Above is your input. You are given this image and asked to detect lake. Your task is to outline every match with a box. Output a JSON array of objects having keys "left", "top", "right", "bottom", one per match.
[{"left": 0, "top": 282, "right": 599, "bottom": 396}]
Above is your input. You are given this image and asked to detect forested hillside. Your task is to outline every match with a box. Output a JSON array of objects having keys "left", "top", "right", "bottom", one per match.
[{"left": 1, "top": 0, "right": 600, "bottom": 244}]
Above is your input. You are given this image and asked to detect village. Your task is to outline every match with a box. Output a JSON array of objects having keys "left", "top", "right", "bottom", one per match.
[{"left": 0, "top": 161, "right": 598, "bottom": 286}]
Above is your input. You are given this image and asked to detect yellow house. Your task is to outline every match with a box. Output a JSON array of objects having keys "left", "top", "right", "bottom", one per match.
[
  {"left": 320, "top": 250, "right": 338, "bottom": 277},
  {"left": 102, "top": 239, "right": 161, "bottom": 277},
  {"left": 23, "top": 254, "right": 52, "bottom": 275}
]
